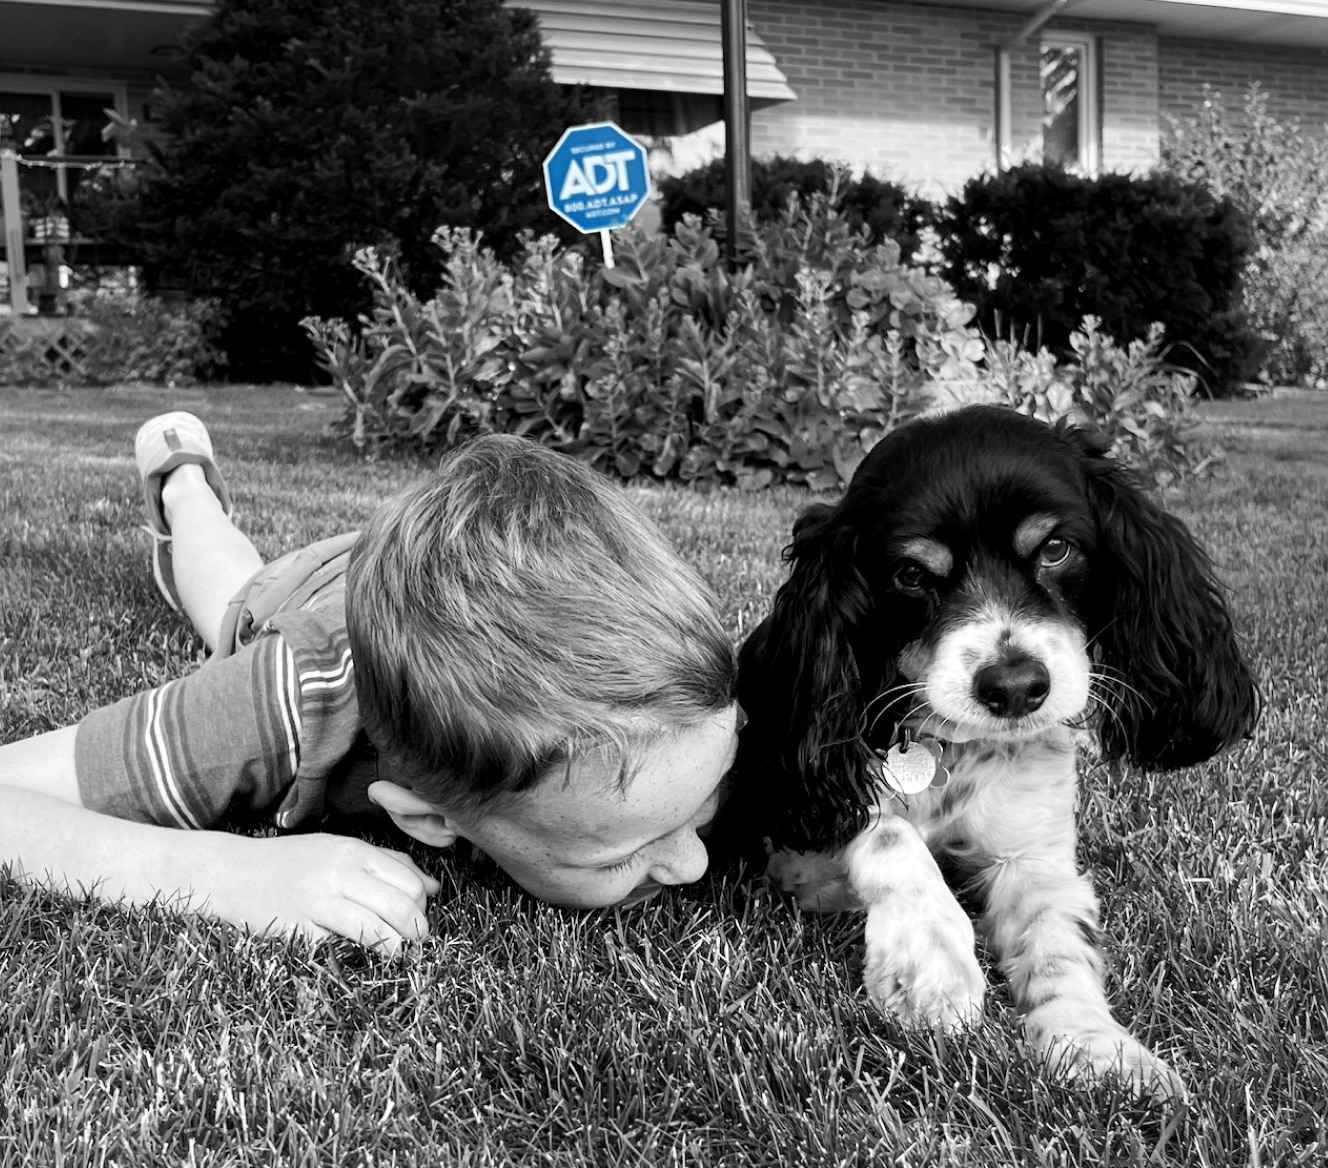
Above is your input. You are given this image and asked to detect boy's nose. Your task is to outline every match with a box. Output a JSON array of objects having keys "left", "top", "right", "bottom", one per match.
[{"left": 649, "top": 830, "right": 709, "bottom": 886}]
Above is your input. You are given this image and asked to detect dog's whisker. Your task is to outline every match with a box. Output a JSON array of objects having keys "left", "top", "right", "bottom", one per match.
[
  {"left": 1089, "top": 669, "right": 1154, "bottom": 714},
  {"left": 1089, "top": 660, "right": 1130, "bottom": 686},
  {"left": 861, "top": 683, "right": 928, "bottom": 738},
  {"left": 1083, "top": 623, "right": 1113, "bottom": 654},
  {"left": 917, "top": 708, "right": 955, "bottom": 740},
  {"left": 1063, "top": 704, "right": 1100, "bottom": 731},
  {"left": 1084, "top": 678, "right": 1121, "bottom": 710}
]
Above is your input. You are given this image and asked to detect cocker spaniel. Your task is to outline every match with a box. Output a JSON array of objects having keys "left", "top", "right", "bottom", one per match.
[{"left": 723, "top": 405, "right": 1258, "bottom": 1100}]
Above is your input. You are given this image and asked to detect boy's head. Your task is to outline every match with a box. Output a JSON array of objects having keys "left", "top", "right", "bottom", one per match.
[{"left": 345, "top": 434, "right": 740, "bottom": 908}]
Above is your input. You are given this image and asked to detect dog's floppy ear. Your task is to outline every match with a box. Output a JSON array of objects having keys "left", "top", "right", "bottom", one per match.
[
  {"left": 730, "top": 504, "right": 880, "bottom": 853},
  {"left": 1063, "top": 426, "right": 1259, "bottom": 769}
]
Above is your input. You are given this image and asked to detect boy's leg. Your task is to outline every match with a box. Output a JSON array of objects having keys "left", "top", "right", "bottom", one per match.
[
  {"left": 160, "top": 463, "right": 263, "bottom": 652},
  {"left": 135, "top": 412, "right": 263, "bottom": 653}
]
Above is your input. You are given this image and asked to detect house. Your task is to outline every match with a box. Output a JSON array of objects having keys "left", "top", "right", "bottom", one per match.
[
  {"left": 739, "top": 0, "right": 1328, "bottom": 195},
  {"left": 523, "top": 0, "right": 1328, "bottom": 196},
  {"left": 1, "top": 0, "right": 209, "bottom": 312},
  {"left": 5, "top": 0, "right": 1328, "bottom": 312}
]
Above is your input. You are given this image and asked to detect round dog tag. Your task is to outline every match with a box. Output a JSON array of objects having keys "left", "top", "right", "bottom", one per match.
[{"left": 877, "top": 738, "right": 945, "bottom": 795}]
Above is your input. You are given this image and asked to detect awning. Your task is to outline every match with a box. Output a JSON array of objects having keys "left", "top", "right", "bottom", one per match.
[
  {"left": 515, "top": 0, "right": 797, "bottom": 103},
  {"left": 0, "top": 0, "right": 211, "bottom": 72}
]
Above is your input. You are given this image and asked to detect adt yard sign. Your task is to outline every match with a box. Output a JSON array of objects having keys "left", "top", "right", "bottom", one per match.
[{"left": 543, "top": 121, "right": 650, "bottom": 266}]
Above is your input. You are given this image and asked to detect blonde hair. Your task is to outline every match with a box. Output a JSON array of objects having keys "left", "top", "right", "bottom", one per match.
[{"left": 346, "top": 434, "right": 736, "bottom": 812}]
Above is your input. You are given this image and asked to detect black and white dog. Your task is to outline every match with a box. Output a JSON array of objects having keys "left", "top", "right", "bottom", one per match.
[{"left": 725, "top": 405, "right": 1257, "bottom": 1099}]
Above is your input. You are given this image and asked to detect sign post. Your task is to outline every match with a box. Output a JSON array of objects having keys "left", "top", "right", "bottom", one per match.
[{"left": 542, "top": 121, "right": 651, "bottom": 269}]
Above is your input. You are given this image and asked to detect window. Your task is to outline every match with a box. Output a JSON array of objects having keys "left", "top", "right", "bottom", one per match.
[
  {"left": 1039, "top": 34, "right": 1098, "bottom": 174},
  {"left": 0, "top": 78, "right": 128, "bottom": 207},
  {"left": 609, "top": 89, "right": 722, "bottom": 139}
]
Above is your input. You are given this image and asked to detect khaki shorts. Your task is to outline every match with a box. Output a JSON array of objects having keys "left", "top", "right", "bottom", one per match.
[{"left": 215, "top": 531, "right": 360, "bottom": 658}]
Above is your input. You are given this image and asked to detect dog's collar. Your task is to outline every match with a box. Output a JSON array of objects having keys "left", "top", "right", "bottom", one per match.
[{"left": 873, "top": 727, "right": 950, "bottom": 796}]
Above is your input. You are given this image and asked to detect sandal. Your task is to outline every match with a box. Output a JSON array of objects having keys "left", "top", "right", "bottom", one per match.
[{"left": 133, "top": 411, "right": 234, "bottom": 610}]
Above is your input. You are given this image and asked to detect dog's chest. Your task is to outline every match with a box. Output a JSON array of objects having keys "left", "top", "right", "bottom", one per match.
[{"left": 880, "top": 733, "right": 1079, "bottom": 849}]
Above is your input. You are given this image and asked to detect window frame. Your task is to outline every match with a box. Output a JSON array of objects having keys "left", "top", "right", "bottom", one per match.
[
  {"left": 1038, "top": 31, "right": 1099, "bottom": 176},
  {"left": 0, "top": 75, "right": 130, "bottom": 203}
]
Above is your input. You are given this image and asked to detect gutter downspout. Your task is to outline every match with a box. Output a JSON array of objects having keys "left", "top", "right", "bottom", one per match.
[{"left": 997, "top": 0, "right": 1068, "bottom": 171}]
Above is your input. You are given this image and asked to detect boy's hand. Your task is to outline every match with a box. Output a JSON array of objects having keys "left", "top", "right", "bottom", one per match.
[
  {"left": 2, "top": 783, "right": 439, "bottom": 952},
  {"left": 211, "top": 834, "right": 441, "bottom": 953}
]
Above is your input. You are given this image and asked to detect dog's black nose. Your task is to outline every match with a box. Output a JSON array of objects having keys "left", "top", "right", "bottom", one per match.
[{"left": 973, "top": 653, "right": 1051, "bottom": 718}]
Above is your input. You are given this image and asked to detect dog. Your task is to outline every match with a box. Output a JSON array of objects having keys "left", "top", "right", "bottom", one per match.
[{"left": 722, "top": 405, "right": 1258, "bottom": 1100}]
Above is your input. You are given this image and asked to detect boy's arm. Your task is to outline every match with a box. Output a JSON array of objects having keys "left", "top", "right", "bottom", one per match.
[{"left": 0, "top": 727, "right": 440, "bottom": 951}]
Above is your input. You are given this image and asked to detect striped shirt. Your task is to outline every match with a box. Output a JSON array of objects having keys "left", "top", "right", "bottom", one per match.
[{"left": 75, "top": 605, "right": 369, "bottom": 830}]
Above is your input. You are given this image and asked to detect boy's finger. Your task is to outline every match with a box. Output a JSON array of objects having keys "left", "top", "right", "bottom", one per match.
[
  {"left": 344, "top": 879, "right": 432, "bottom": 943},
  {"left": 322, "top": 897, "right": 420, "bottom": 953},
  {"left": 369, "top": 848, "right": 442, "bottom": 898}
]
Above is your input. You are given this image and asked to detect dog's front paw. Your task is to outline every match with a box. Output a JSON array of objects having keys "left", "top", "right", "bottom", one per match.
[
  {"left": 1033, "top": 1016, "right": 1188, "bottom": 1102},
  {"left": 766, "top": 848, "right": 860, "bottom": 913},
  {"left": 862, "top": 895, "right": 985, "bottom": 1031}
]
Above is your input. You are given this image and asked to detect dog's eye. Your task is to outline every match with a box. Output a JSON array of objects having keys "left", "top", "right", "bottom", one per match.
[
  {"left": 893, "top": 563, "right": 930, "bottom": 593},
  {"left": 1037, "top": 538, "right": 1074, "bottom": 569}
]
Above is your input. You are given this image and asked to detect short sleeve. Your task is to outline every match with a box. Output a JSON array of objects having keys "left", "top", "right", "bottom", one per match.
[
  {"left": 75, "top": 607, "right": 363, "bottom": 831},
  {"left": 262, "top": 606, "right": 363, "bottom": 829},
  {"left": 76, "top": 634, "right": 302, "bottom": 827}
]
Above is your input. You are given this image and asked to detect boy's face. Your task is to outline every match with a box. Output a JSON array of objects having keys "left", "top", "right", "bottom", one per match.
[{"left": 455, "top": 704, "right": 742, "bottom": 909}]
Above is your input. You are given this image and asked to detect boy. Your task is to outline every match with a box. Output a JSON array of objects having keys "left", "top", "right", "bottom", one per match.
[{"left": 0, "top": 413, "right": 740, "bottom": 950}]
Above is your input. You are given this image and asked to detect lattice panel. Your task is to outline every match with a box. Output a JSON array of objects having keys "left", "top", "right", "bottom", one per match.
[{"left": 0, "top": 319, "right": 115, "bottom": 385}]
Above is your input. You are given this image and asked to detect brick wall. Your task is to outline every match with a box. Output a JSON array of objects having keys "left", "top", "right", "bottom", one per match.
[
  {"left": 748, "top": 2, "right": 1168, "bottom": 193},
  {"left": 1098, "top": 24, "right": 1159, "bottom": 173},
  {"left": 1159, "top": 38, "right": 1328, "bottom": 128},
  {"left": 748, "top": 3, "right": 1328, "bottom": 194},
  {"left": 749, "top": 0, "right": 1024, "bottom": 197}
]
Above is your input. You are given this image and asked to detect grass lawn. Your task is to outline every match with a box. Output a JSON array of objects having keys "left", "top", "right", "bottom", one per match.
[{"left": 1, "top": 384, "right": 1325, "bottom": 1167}]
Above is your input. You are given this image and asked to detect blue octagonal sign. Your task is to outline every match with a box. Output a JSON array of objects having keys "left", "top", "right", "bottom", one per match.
[{"left": 543, "top": 121, "right": 651, "bottom": 235}]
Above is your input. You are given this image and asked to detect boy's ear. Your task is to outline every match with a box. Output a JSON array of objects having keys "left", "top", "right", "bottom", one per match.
[{"left": 367, "top": 781, "right": 462, "bottom": 848}]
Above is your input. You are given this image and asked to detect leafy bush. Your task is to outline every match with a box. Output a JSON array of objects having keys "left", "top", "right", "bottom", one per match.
[
  {"left": 78, "top": 0, "right": 592, "bottom": 384},
  {"left": 305, "top": 200, "right": 983, "bottom": 490},
  {"left": 307, "top": 195, "right": 1214, "bottom": 489},
  {"left": 656, "top": 156, "right": 933, "bottom": 261},
  {"left": 1160, "top": 84, "right": 1328, "bottom": 387},
  {"left": 977, "top": 318, "right": 1207, "bottom": 487},
  {"left": 1241, "top": 237, "right": 1328, "bottom": 388},
  {"left": 0, "top": 296, "right": 224, "bottom": 387},
  {"left": 933, "top": 164, "right": 1259, "bottom": 398}
]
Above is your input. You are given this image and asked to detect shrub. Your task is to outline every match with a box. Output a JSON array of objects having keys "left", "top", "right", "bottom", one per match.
[
  {"left": 0, "top": 295, "right": 224, "bottom": 387},
  {"left": 307, "top": 196, "right": 1212, "bottom": 490},
  {"left": 304, "top": 199, "right": 984, "bottom": 490},
  {"left": 1160, "top": 84, "right": 1328, "bottom": 387},
  {"left": 1240, "top": 237, "right": 1328, "bottom": 388},
  {"left": 79, "top": 0, "right": 593, "bottom": 384},
  {"left": 656, "top": 156, "right": 933, "bottom": 261},
  {"left": 978, "top": 318, "right": 1207, "bottom": 487},
  {"left": 933, "top": 164, "right": 1259, "bottom": 398}
]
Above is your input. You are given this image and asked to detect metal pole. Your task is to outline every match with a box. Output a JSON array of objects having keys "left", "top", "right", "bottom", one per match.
[{"left": 721, "top": 0, "right": 751, "bottom": 268}]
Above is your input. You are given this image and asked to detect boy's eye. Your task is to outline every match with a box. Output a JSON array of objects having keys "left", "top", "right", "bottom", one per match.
[{"left": 600, "top": 853, "right": 639, "bottom": 875}]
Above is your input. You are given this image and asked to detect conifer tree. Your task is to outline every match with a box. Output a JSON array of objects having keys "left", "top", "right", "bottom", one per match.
[{"left": 130, "top": 0, "right": 590, "bottom": 381}]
